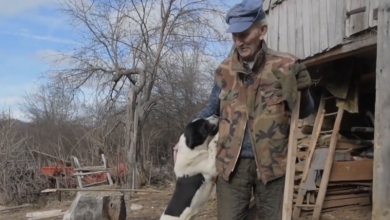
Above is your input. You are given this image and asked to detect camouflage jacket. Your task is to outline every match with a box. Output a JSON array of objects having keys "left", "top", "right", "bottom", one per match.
[{"left": 215, "top": 41, "right": 299, "bottom": 184}]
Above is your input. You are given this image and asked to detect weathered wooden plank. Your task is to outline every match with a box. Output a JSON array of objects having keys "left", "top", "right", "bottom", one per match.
[
  {"left": 266, "top": 8, "right": 272, "bottom": 48},
  {"left": 346, "top": 0, "right": 369, "bottom": 36},
  {"left": 0, "top": 204, "right": 31, "bottom": 212},
  {"left": 266, "top": 9, "right": 273, "bottom": 47},
  {"left": 345, "top": 0, "right": 352, "bottom": 36},
  {"left": 263, "top": 0, "right": 272, "bottom": 12},
  {"left": 364, "top": 0, "right": 371, "bottom": 29},
  {"left": 287, "top": 0, "right": 296, "bottom": 55},
  {"left": 327, "top": 0, "right": 337, "bottom": 48},
  {"left": 270, "top": 0, "right": 279, "bottom": 9},
  {"left": 282, "top": 92, "right": 300, "bottom": 220},
  {"left": 302, "top": 0, "right": 311, "bottom": 57},
  {"left": 319, "top": 0, "right": 329, "bottom": 52},
  {"left": 265, "top": 9, "right": 271, "bottom": 47},
  {"left": 369, "top": 0, "right": 379, "bottom": 27},
  {"left": 372, "top": 1, "right": 390, "bottom": 220},
  {"left": 312, "top": 107, "right": 344, "bottom": 219},
  {"left": 26, "top": 209, "right": 63, "bottom": 218},
  {"left": 329, "top": 160, "right": 373, "bottom": 182},
  {"left": 295, "top": 0, "right": 304, "bottom": 58},
  {"left": 310, "top": 0, "right": 320, "bottom": 55},
  {"left": 278, "top": 1, "right": 288, "bottom": 52},
  {"left": 335, "top": 0, "right": 346, "bottom": 44},
  {"left": 271, "top": 6, "right": 279, "bottom": 50},
  {"left": 302, "top": 34, "right": 377, "bottom": 67},
  {"left": 264, "top": 6, "right": 268, "bottom": 46}
]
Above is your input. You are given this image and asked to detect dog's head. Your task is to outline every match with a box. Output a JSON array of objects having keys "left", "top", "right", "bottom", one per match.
[{"left": 179, "top": 115, "right": 219, "bottom": 150}]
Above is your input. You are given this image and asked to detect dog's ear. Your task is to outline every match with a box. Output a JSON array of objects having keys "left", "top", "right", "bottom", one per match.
[{"left": 199, "top": 120, "right": 212, "bottom": 137}]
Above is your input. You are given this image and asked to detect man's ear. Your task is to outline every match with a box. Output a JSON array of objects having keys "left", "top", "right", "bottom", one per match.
[{"left": 259, "top": 24, "right": 268, "bottom": 41}]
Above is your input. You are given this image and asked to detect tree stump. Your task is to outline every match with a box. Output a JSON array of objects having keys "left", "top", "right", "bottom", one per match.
[{"left": 63, "top": 191, "right": 126, "bottom": 220}]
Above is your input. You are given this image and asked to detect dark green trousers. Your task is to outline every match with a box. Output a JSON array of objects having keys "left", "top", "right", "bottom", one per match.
[{"left": 216, "top": 158, "right": 285, "bottom": 220}]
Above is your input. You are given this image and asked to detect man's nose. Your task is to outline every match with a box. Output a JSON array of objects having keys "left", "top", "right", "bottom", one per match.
[
  {"left": 233, "top": 35, "right": 242, "bottom": 45},
  {"left": 234, "top": 39, "right": 244, "bottom": 47}
]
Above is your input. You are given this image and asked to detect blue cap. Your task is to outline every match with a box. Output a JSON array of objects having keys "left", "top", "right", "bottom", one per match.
[{"left": 225, "top": 0, "right": 266, "bottom": 33}]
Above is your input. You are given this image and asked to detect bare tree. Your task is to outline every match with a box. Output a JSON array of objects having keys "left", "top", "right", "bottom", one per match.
[
  {"left": 50, "top": 0, "right": 230, "bottom": 188},
  {"left": 0, "top": 113, "right": 49, "bottom": 204},
  {"left": 139, "top": 47, "right": 215, "bottom": 182},
  {"left": 19, "top": 80, "right": 80, "bottom": 125}
]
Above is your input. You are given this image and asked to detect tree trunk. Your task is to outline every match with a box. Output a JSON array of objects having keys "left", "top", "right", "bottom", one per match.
[
  {"left": 125, "top": 88, "right": 148, "bottom": 189},
  {"left": 125, "top": 89, "right": 137, "bottom": 188}
]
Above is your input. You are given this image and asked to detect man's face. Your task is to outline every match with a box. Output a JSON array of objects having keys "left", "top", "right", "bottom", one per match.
[{"left": 232, "top": 22, "right": 267, "bottom": 61}]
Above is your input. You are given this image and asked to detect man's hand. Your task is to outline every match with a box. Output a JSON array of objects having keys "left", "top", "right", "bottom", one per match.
[
  {"left": 291, "top": 62, "right": 312, "bottom": 90},
  {"left": 271, "top": 69, "right": 297, "bottom": 111},
  {"left": 295, "top": 69, "right": 311, "bottom": 91},
  {"left": 272, "top": 64, "right": 312, "bottom": 91},
  {"left": 272, "top": 69, "right": 288, "bottom": 91}
]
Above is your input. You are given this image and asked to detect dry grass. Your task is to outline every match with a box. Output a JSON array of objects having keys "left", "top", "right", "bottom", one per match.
[
  {"left": 0, "top": 184, "right": 372, "bottom": 220},
  {"left": 126, "top": 184, "right": 218, "bottom": 220}
]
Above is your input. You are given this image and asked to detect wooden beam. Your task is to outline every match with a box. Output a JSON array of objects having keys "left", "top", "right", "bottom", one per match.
[
  {"left": 329, "top": 160, "right": 373, "bottom": 182},
  {"left": 372, "top": 1, "right": 390, "bottom": 220},
  {"left": 312, "top": 107, "right": 344, "bottom": 219},
  {"left": 282, "top": 92, "right": 301, "bottom": 220},
  {"left": 0, "top": 204, "right": 31, "bottom": 212},
  {"left": 303, "top": 34, "right": 377, "bottom": 67}
]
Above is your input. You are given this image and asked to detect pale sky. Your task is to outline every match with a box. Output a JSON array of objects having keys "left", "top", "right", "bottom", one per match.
[{"left": 0, "top": 0, "right": 237, "bottom": 121}]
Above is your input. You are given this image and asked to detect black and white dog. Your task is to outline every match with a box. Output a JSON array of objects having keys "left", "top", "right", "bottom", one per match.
[{"left": 160, "top": 115, "right": 219, "bottom": 220}]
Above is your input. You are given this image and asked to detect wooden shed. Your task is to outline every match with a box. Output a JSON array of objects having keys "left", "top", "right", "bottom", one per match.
[
  {"left": 260, "top": 0, "right": 389, "bottom": 219},
  {"left": 263, "top": 0, "right": 377, "bottom": 64}
]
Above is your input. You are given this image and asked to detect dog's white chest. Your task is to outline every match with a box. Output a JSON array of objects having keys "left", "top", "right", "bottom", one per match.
[{"left": 160, "top": 117, "right": 219, "bottom": 220}]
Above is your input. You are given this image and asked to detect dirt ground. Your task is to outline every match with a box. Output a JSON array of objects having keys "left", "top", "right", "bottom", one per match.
[{"left": 0, "top": 184, "right": 372, "bottom": 220}]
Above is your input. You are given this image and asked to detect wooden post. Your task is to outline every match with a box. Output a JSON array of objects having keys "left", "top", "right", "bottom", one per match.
[
  {"left": 55, "top": 177, "right": 61, "bottom": 202},
  {"left": 282, "top": 92, "right": 301, "bottom": 220},
  {"left": 372, "top": 1, "right": 390, "bottom": 220}
]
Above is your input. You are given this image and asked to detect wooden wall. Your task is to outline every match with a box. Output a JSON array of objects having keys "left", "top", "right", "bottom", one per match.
[{"left": 263, "top": 0, "right": 378, "bottom": 59}]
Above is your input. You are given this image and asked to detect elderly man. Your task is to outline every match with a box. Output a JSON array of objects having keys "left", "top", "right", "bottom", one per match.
[{"left": 174, "top": 0, "right": 314, "bottom": 219}]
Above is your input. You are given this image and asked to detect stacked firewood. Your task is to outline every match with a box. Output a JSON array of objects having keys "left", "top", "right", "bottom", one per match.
[{"left": 292, "top": 115, "right": 373, "bottom": 217}]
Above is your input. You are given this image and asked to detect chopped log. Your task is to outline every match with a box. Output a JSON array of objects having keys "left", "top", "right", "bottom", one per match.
[{"left": 63, "top": 191, "right": 126, "bottom": 220}]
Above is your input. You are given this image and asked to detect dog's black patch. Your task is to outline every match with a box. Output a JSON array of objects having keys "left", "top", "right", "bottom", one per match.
[
  {"left": 164, "top": 173, "right": 205, "bottom": 217},
  {"left": 210, "top": 125, "right": 219, "bottom": 136},
  {"left": 184, "top": 119, "right": 218, "bottom": 150}
]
